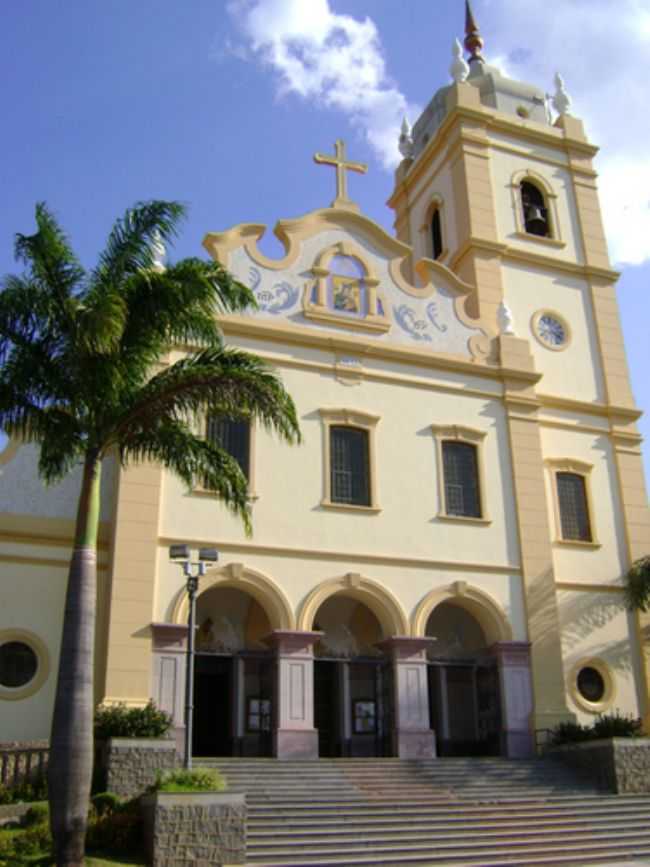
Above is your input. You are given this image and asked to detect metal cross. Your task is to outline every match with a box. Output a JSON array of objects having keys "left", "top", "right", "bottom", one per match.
[{"left": 313, "top": 139, "right": 368, "bottom": 209}]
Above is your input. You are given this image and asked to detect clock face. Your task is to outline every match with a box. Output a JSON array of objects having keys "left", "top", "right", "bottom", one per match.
[{"left": 536, "top": 313, "right": 567, "bottom": 348}]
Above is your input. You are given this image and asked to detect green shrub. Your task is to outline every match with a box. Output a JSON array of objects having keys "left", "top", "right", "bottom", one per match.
[
  {"left": 11, "top": 823, "right": 52, "bottom": 857},
  {"left": 86, "top": 798, "right": 142, "bottom": 854},
  {"left": 550, "top": 720, "right": 591, "bottom": 745},
  {"left": 0, "top": 778, "right": 47, "bottom": 805},
  {"left": 22, "top": 802, "right": 49, "bottom": 827},
  {"left": 94, "top": 700, "right": 172, "bottom": 739},
  {"left": 152, "top": 767, "right": 226, "bottom": 793},
  {"left": 592, "top": 711, "right": 643, "bottom": 739},
  {"left": 91, "top": 791, "right": 123, "bottom": 817}
]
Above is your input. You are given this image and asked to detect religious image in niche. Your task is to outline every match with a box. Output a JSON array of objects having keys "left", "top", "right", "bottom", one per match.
[{"left": 332, "top": 275, "right": 361, "bottom": 313}]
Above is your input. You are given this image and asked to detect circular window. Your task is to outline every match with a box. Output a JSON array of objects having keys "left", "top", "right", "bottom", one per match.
[
  {"left": 577, "top": 666, "right": 605, "bottom": 703},
  {"left": 531, "top": 310, "right": 571, "bottom": 351},
  {"left": 570, "top": 658, "right": 614, "bottom": 713},
  {"left": 0, "top": 642, "right": 38, "bottom": 688},
  {"left": 0, "top": 631, "right": 49, "bottom": 701}
]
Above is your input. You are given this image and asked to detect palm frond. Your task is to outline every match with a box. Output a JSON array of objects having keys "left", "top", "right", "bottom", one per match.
[
  {"left": 624, "top": 556, "right": 650, "bottom": 611},
  {"left": 120, "top": 418, "right": 251, "bottom": 533},
  {"left": 108, "top": 347, "right": 301, "bottom": 450}
]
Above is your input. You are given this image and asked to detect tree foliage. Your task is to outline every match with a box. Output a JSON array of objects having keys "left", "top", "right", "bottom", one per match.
[{"left": 623, "top": 555, "right": 650, "bottom": 612}]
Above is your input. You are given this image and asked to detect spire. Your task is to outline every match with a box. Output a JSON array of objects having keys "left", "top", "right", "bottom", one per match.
[{"left": 464, "top": 0, "right": 485, "bottom": 65}]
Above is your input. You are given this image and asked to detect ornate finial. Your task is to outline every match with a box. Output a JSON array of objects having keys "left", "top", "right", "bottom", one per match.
[
  {"left": 450, "top": 37, "right": 470, "bottom": 83},
  {"left": 150, "top": 230, "right": 166, "bottom": 273},
  {"left": 398, "top": 117, "right": 414, "bottom": 160},
  {"left": 313, "top": 139, "right": 368, "bottom": 211},
  {"left": 464, "top": 0, "right": 485, "bottom": 65},
  {"left": 497, "top": 301, "right": 516, "bottom": 336},
  {"left": 552, "top": 72, "right": 572, "bottom": 116}
]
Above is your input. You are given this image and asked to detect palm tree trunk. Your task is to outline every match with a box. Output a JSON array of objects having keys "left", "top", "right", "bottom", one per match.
[{"left": 49, "top": 452, "right": 101, "bottom": 866}]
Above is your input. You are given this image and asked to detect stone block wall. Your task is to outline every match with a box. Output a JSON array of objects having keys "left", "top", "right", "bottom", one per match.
[
  {"left": 98, "top": 738, "right": 178, "bottom": 798},
  {"left": 550, "top": 737, "right": 650, "bottom": 794},
  {"left": 141, "top": 791, "right": 246, "bottom": 866}
]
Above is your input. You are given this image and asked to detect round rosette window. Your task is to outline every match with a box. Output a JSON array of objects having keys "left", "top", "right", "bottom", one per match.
[
  {"left": 571, "top": 658, "right": 615, "bottom": 713},
  {"left": 531, "top": 310, "right": 571, "bottom": 351},
  {"left": 0, "top": 632, "right": 49, "bottom": 700}
]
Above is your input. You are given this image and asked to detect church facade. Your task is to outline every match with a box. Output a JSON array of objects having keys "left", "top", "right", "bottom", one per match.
[{"left": 2, "top": 11, "right": 649, "bottom": 761}]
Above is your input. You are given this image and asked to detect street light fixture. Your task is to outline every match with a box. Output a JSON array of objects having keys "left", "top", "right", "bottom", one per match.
[{"left": 169, "top": 544, "right": 219, "bottom": 769}]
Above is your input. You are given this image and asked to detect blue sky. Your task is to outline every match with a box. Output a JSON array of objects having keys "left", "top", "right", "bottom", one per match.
[{"left": 1, "top": 0, "right": 648, "bottom": 481}]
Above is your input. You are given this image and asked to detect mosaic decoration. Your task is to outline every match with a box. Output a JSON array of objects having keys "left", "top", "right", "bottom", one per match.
[
  {"left": 394, "top": 301, "right": 448, "bottom": 342},
  {"left": 326, "top": 255, "right": 367, "bottom": 317},
  {"left": 248, "top": 266, "right": 299, "bottom": 315},
  {"left": 196, "top": 616, "right": 244, "bottom": 653},
  {"left": 332, "top": 274, "right": 361, "bottom": 313}
]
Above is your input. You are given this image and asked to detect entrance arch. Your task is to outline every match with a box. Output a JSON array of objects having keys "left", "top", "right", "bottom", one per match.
[
  {"left": 422, "top": 595, "right": 505, "bottom": 757},
  {"left": 171, "top": 563, "right": 295, "bottom": 632},
  {"left": 297, "top": 574, "right": 409, "bottom": 637},
  {"left": 306, "top": 585, "right": 402, "bottom": 758},
  {"left": 172, "top": 566, "right": 293, "bottom": 759},
  {"left": 411, "top": 582, "right": 512, "bottom": 644}
]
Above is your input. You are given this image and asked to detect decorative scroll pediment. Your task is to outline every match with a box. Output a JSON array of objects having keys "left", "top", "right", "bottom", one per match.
[{"left": 203, "top": 207, "right": 492, "bottom": 362}]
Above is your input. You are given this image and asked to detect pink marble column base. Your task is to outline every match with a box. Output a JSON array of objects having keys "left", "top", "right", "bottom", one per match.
[{"left": 275, "top": 728, "right": 319, "bottom": 761}]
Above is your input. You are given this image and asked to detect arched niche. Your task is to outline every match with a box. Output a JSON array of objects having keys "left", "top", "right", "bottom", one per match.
[
  {"left": 411, "top": 582, "right": 512, "bottom": 646},
  {"left": 171, "top": 563, "right": 295, "bottom": 632},
  {"left": 297, "top": 574, "right": 409, "bottom": 637}
]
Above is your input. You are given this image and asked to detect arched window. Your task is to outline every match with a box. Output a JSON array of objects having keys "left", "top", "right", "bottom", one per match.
[
  {"left": 520, "top": 181, "right": 550, "bottom": 237},
  {"left": 431, "top": 209, "right": 443, "bottom": 260}
]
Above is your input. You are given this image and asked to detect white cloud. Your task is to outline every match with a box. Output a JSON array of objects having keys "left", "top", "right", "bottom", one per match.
[
  {"left": 484, "top": 0, "right": 650, "bottom": 265},
  {"left": 226, "top": 0, "right": 419, "bottom": 169}
]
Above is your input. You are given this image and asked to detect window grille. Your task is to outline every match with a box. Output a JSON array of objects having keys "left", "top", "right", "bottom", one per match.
[
  {"left": 557, "top": 472, "right": 591, "bottom": 541},
  {"left": 206, "top": 416, "right": 250, "bottom": 481},
  {"left": 442, "top": 441, "right": 481, "bottom": 518},
  {"left": 330, "top": 426, "right": 370, "bottom": 506}
]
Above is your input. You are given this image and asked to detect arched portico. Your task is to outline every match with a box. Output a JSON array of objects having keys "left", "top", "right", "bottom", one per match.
[
  {"left": 411, "top": 582, "right": 512, "bottom": 645},
  {"left": 297, "top": 574, "right": 409, "bottom": 637},
  {"left": 171, "top": 562, "right": 295, "bottom": 632}
]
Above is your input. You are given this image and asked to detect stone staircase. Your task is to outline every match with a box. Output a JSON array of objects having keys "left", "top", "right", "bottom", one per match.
[{"left": 197, "top": 757, "right": 650, "bottom": 866}]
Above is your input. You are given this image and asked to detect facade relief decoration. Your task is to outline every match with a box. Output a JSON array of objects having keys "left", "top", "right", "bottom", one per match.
[{"left": 204, "top": 207, "right": 492, "bottom": 362}]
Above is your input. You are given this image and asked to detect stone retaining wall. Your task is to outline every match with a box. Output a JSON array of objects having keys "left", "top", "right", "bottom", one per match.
[
  {"left": 141, "top": 791, "right": 246, "bottom": 866},
  {"left": 97, "top": 738, "right": 178, "bottom": 798},
  {"left": 550, "top": 737, "right": 650, "bottom": 793}
]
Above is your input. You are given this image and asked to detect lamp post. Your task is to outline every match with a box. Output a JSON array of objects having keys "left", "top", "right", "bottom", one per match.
[{"left": 169, "top": 544, "right": 219, "bottom": 769}]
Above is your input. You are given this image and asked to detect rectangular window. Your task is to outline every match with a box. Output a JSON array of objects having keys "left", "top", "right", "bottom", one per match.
[
  {"left": 330, "top": 426, "right": 370, "bottom": 506},
  {"left": 557, "top": 472, "right": 592, "bottom": 542},
  {"left": 206, "top": 416, "right": 250, "bottom": 480},
  {"left": 442, "top": 441, "right": 481, "bottom": 518}
]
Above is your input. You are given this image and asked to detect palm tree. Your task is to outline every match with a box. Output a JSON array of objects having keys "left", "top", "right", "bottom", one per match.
[
  {"left": 624, "top": 556, "right": 650, "bottom": 611},
  {"left": 0, "top": 201, "right": 300, "bottom": 866}
]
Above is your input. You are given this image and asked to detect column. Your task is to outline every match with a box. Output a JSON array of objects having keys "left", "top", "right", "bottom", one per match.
[
  {"left": 150, "top": 623, "right": 188, "bottom": 756},
  {"left": 264, "top": 630, "right": 321, "bottom": 760},
  {"left": 491, "top": 641, "right": 534, "bottom": 758},
  {"left": 378, "top": 638, "right": 436, "bottom": 759}
]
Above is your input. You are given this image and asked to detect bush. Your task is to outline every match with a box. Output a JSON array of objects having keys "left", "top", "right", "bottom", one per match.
[
  {"left": 551, "top": 720, "right": 591, "bottom": 745},
  {"left": 152, "top": 767, "right": 226, "bottom": 793},
  {"left": 22, "top": 802, "right": 49, "bottom": 827},
  {"left": 86, "top": 798, "right": 142, "bottom": 854},
  {"left": 94, "top": 700, "right": 172, "bottom": 739},
  {"left": 551, "top": 711, "right": 644, "bottom": 745},
  {"left": 91, "top": 791, "right": 123, "bottom": 817},
  {"left": 11, "top": 823, "right": 52, "bottom": 857},
  {"left": 0, "top": 778, "right": 47, "bottom": 805},
  {"left": 592, "top": 710, "right": 643, "bottom": 739}
]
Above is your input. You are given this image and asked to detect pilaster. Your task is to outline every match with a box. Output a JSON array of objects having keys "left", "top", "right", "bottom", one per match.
[
  {"left": 499, "top": 336, "right": 573, "bottom": 731},
  {"left": 264, "top": 630, "right": 321, "bottom": 760},
  {"left": 377, "top": 637, "right": 436, "bottom": 759},
  {"left": 102, "top": 462, "right": 162, "bottom": 706},
  {"left": 491, "top": 641, "right": 534, "bottom": 758}
]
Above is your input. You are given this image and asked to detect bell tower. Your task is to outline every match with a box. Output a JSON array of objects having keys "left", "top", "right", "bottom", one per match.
[{"left": 389, "top": 1, "right": 650, "bottom": 731}]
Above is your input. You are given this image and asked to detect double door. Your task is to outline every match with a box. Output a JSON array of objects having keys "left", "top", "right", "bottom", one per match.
[
  {"left": 314, "top": 658, "right": 393, "bottom": 757},
  {"left": 428, "top": 659, "right": 501, "bottom": 756}
]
